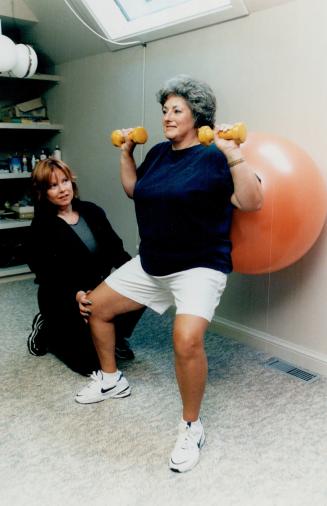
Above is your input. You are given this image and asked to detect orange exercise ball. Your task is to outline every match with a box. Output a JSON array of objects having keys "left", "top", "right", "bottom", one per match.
[{"left": 231, "top": 132, "right": 327, "bottom": 274}]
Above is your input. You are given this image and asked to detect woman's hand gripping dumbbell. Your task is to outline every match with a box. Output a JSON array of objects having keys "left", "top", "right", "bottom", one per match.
[
  {"left": 198, "top": 123, "right": 247, "bottom": 146},
  {"left": 111, "top": 123, "right": 246, "bottom": 148},
  {"left": 111, "top": 127, "right": 148, "bottom": 147}
]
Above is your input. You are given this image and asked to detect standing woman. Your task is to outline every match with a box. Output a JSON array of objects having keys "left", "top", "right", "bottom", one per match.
[
  {"left": 26, "top": 158, "right": 144, "bottom": 375},
  {"left": 75, "top": 75, "right": 263, "bottom": 472}
]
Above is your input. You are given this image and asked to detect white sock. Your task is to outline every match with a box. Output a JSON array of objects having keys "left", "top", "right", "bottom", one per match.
[
  {"left": 101, "top": 369, "right": 120, "bottom": 386},
  {"left": 182, "top": 418, "right": 202, "bottom": 428}
]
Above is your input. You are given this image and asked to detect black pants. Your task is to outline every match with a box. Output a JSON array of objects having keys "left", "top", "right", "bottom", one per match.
[{"left": 37, "top": 286, "right": 145, "bottom": 375}]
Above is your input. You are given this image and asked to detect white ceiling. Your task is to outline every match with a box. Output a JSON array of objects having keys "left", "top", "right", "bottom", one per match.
[{"left": 0, "top": 0, "right": 296, "bottom": 67}]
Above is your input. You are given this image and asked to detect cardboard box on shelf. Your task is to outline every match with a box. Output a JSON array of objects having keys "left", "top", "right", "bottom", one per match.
[
  {"left": 14, "top": 97, "right": 46, "bottom": 117},
  {"left": 0, "top": 97, "right": 48, "bottom": 122},
  {"left": 10, "top": 205, "right": 34, "bottom": 219}
]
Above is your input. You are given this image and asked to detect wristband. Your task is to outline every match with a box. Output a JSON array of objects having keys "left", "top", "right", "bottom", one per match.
[{"left": 228, "top": 157, "right": 245, "bottom": 168}]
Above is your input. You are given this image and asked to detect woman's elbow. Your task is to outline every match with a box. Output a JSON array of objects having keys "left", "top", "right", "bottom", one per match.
[
  {"left": 254, "top": 186, "right": 264, "bottom": 210},
  {"left": 245, "top": 192, "right": 264, "bottom": 211},
  {"left": 248, "top": 192, "right": 264, "bottom": 211},
  {"left": 232, "top": 192, "right": 263, "bottom": 211},
  {"left": 122, "top": 184, "right": 135, "bottom": 199},
  {"left": 248, "top": 201, "right": 262, "bottom": 212}
]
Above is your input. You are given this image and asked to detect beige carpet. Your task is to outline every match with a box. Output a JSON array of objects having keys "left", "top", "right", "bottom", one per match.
[{"left": 1, "top": 278, "right": 327, "bottom": 506}]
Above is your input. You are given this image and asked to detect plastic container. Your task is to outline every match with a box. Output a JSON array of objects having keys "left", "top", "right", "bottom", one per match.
[
  {"left": 10, "top": 154, "right": 21, "bottom": 173},
  {"left": 53, "top": 145, "right": 61, "bottom": 160}
]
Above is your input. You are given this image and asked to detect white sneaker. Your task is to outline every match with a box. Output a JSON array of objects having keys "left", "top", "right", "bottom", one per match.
[
  {"left": 75, "top": 370, "right": 131, "bottom": 404},
  {"left": 169, "top": 419, "right": 205, "bottom": 473}
]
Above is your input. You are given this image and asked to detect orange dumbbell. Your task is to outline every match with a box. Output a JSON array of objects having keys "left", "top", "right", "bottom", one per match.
[
  {"left": 198, "top": 123, "right": 247, "bottom": 146},
  {"left": 111, "top": 127, "right": 148, "bottom": 147}
]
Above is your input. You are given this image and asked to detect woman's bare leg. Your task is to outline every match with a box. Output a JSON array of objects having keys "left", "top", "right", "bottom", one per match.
[
  {"left": 173, "top": 314, "right": 209, "bottom": 421},
  {"left": 86, "top": 281, "right": 144, "bottom": 372}
]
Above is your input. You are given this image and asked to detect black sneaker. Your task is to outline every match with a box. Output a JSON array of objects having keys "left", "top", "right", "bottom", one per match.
[
  {"left": 27, "top": 313, "right": 48, "bottom": 356},
  {"left": 115, "top": 338, "right": 135, "bottom": 360}
]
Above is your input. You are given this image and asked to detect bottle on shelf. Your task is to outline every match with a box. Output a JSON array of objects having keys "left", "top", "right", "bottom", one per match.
[
  {"left": 40, "top": 149, "right": 47, "bottom": 161},
  {"left": 52, "top": 145, "right": 61, "bottom": 160},
  {"left": 9, "top": 153, "right": 21, "bottom": 173},
  {"left": 22, "top": 154, "right": 28, "bottom": 172},
  {"left": 31, "top": 154, "right": 36, "bottom": 171}
]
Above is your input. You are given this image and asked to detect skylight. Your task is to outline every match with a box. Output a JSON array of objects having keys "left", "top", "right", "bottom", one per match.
[
  {"left": 115, "top": 0, "right": 190, "bottom": 21},
  {"left": 80, "top": 0, "right": 248, "bottom": 47}
]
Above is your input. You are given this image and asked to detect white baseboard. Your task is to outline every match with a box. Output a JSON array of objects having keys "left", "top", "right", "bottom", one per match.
[{"left": 210, "top": 315, "right": 327, "bottom": 377}]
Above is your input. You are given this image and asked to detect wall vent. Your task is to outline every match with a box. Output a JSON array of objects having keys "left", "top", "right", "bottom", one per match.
[{"left": 265, "top": 357, "right": 319, "bottom": 383}]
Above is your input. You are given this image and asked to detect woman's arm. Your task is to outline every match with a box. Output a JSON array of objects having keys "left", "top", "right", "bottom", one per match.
[
  {"left": 213, "top": 128, "right": 263, "bottom": 211},
  {"left": 119, "top": 129, "right": 138, "bottom": 198},
  {"left": 229, "top": 155, "right": 263, "bottom": 211}
]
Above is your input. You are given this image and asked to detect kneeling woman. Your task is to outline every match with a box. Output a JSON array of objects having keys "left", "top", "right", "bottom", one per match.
[{"left": 26, "top": 158, "right": 144, "bottom": 375}]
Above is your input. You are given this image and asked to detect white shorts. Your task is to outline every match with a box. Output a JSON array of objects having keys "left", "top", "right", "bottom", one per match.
[{"left": 105, "top": 256, "right": 227, "bottom": 322}]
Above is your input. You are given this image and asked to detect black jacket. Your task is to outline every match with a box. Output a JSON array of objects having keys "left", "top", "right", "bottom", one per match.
[{"left": 27, "top": 199, "right": 131, "bottom": 305}]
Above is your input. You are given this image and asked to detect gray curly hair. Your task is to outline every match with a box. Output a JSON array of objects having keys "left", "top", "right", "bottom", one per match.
[{"left": 156, "top": 74, "right": 216, "bottom": 129}]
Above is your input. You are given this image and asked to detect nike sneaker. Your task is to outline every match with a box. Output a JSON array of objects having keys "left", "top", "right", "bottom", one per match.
[
  {"left": 169, "top": 419, "right": 205, "bottom": 473},
  {"left": 75, "top": 370, "right": 131, "bottom": 404}
]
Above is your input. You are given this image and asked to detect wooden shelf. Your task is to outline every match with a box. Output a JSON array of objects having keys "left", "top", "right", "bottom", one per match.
[
  {"left": 0, "top": 73, "right": 62, "bottom": 83},
  {"left": 0, "top": 219, "right": 32, "bottom": 230},
  {"left": 0, "top": 172, "right": 31, "bottom": 179},
  {"left": 0, "top": 264, "right": 31, "bottom": 278},
  {"left": 0, "top": 122, "right": 63, "bottom": 130}
]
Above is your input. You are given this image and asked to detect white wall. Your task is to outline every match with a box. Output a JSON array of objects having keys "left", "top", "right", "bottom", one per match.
[{"left": 52, "top": 0, "right": 327, "bottom": 374}]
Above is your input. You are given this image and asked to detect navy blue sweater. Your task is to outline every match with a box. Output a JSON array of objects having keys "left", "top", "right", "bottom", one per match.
[{"left": 134, "top": 141, "right": 234, "bottom": 276}]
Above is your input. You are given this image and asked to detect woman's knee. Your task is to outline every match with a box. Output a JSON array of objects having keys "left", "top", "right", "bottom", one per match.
[
  {"left": 173, "top": 315, "right": 208, "bottom": 359},
  {"left": 173, "top": 329, "right": 204, "bottom": 360},
  {"left": 87, "top": 283, "right": 120, "bottom": 323},
  {"left": 87, "top": 282, "right": 143, "bottom": 323}
]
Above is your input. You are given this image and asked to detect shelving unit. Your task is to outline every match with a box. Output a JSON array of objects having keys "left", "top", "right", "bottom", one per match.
[
  {"left": 0, "top": 264, "right": 31, "bottom": 278},
  {"left": 0, "top": 219, "right": 32, "bottom": 230},
  {"left": 0, "top": 72, "right": 63, "bottom": 279},
  {"left": 0, "top": 172, "right": 31, "bottom": 179},
  {"left": 0, "top": 122, "right": 63, "bottom": 130}
]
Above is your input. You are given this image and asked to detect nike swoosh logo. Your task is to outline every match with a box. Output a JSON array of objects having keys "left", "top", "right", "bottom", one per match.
[
  {"left": 101, "top": 384, "right": 117, "bottom": 394},
  {"left": 100, "top": 373, "right": 123, "bottom": 393},
  {"left": 170, "top": 458, "right": 187, "bottom": 465}
]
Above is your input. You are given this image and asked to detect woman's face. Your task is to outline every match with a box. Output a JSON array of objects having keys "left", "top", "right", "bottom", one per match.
[
  {"left": 46, "top": 168, "right": 74, "bottom": 209},
  {"left": 162, "top": 95, "right": 196, "bottom": 145}
]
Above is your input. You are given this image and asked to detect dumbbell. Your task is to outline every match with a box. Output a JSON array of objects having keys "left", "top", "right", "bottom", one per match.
[
  {"left": 198, "top": 123, "right": 247, "bottom": 146},
  {"left": 111, "top": 127, "right": 148, "bottom": 147}
]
